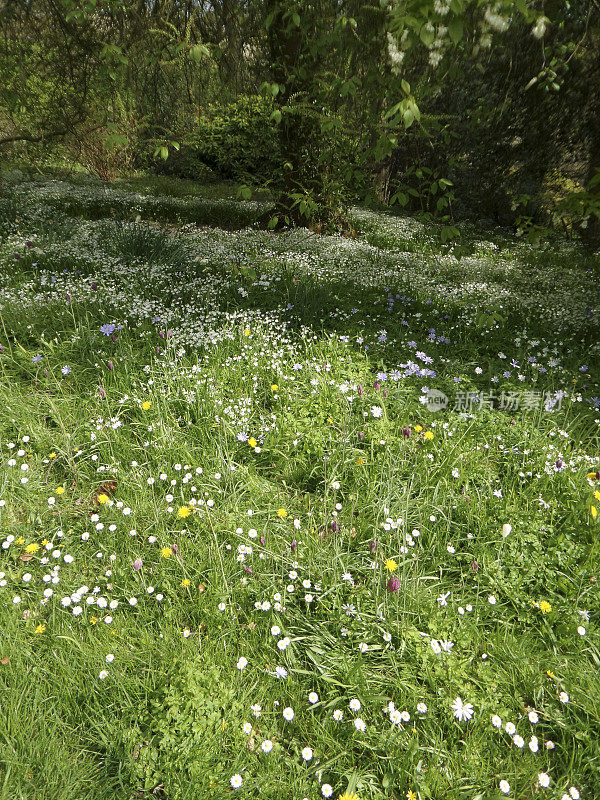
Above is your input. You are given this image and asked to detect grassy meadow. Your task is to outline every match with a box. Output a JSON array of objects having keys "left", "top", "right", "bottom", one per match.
[{"left": 0, "top": 168, "right": 599, "bottom": 800}]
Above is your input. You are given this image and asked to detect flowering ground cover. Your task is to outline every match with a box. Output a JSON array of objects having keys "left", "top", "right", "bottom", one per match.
[{"left": 0, "top": 170, "right": 599, "bottom": 800}]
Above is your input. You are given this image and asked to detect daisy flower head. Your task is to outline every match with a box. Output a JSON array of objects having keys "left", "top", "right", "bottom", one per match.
[
  {"left": 451, "top": 696, "right": 474, "bottom": 722},
  {"left": 538, "top": 772, "right": 551, "bottom": 789}
]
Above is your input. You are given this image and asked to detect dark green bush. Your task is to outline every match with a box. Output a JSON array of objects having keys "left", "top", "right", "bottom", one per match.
[{"left": 155, "top": 96, "right": 280, "bottom": 183}]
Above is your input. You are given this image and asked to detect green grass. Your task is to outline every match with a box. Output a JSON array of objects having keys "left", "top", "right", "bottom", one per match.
[{"left": 0, "top": 171, "right": 598, "bottom": 800}]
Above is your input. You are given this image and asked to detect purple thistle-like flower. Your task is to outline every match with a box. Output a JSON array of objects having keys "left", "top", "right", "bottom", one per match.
[
  {"left": 32, "top": 354, "right": 43, "bottom": 364},
  {"left": 132, "top": 558, "right": 143, "bottom": 571},
  {"left": 98, "top": 386, "right": 106, "bottom": 399},
  {"left": 357, "top": 384, "right": 364, "bottom": 397},
  {"left": 331, "top": 520, "right": 339, "bottom": 532},
  {"left": 290, "top": 540, "right": 297, "bottom": 553},
  {"left": 100, "top": 323, "right": 116, "bottom": 336},
  {"left": 387, "top": 576, "right": 401, "bottom": 593},
  {"left": 369, "top": 540, "right": 377, "bottom": 554},
  {"left": 358, "top": 431, "right": 364, "bottom": 441},
  {"left": 401, "top": 427, "right": 411, "bottom": 438},
  {"left": 259, "top": 536, "right": 266, "bottom": 546},
  {"left": 107, "top": 361, "right": 114, "bottom": 371}
]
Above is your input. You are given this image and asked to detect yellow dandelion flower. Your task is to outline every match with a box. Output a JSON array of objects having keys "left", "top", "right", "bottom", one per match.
[
  {"left": 539, "top": 600, "right": 552, "bottom": 614},
  {"left": 97, "top": 493, "right": 109, "bottom": 505},
  {"left": 594, "top": 490, "right": 600, "bottom": 501},
  {"left": 161, "top": 546, "right": 173, "bottom": 559},
  {"left": 406, "top": 792, "right": 417, "bottom": 800},
  {"left": 385, "top": 558, "right": 398, "bottom": 572},
  {"left": 356, "top": 457, "right": 365, "bottom": 466},
  {"left": 424, "top": 430, "right": 434, "bottom": 440},
  {"left": 546, "top": 670, "right": 556, "bottom": 679},
  {"left": 34, "top": 624, "right": 46, "bottom": 634},
  {"left": 49, "top": 452, "right": 57, "bottom": 459},
  {"left": 591, "top": 505, "right": 598, "bottom": 519},
  {"left": 588, "top": 471, "right": 599, "bottom": 480},
  {"left": 141, "top": 401, "right": 151, "bottom": 411},
  {"left": 55, "top": 486, "right": 65, "bottom": 495},
  {"left": 181, "top": 578, "right": 191, "bottom": 588},
  {"left": 90, "top": 616, "right": 98, "bottom": 625},
  {"left": 414, "top": 424, "right": 423, "bottom": 433},
  {"left": 271, "top": 384, "right": 279, "bottom": 391},
  {"left": 177, "top": 506, "right": 192, "bottom": 519},
  {"left": 243, "top": 329, "right": 250, "bottom": 336},
  {"left": 25, "top": 543, "right": 40, "bottom": 554},
  {"left": 339, "top": 793, "right": 361, "bottom": 800},
  {"left": 277, "top": 508, "right": 288, "bottom": 518},
  {"left": 248, "top": 437, "right": 257, "bottom": 448},
  {"left": 327, "top": 417, "right": 333, "bottom": 424},
  {"left": 16, "top": 537, "right": 24, "bottom": 545},
  {"left": 41, "top": 539, "right": 49, "bottom": 546}
]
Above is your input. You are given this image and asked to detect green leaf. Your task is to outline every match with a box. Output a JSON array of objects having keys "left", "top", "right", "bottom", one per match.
[
  {"left": 448, "top": 17, "right": 464, "bottom": 44},
  {"left": 419, "top": 27, "right": 435, "bottom": 48},
  {"left": 189, "top": 44, "right": 208, "bottom": 62},
  {"left": 292, "top": 12, "right": 300, "bottom": 26}
]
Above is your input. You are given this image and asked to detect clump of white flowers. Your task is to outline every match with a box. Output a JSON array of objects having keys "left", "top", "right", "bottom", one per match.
[
  {"left": 387, "top": 32, "right": 405, "bottom": 74},
  {"left": 484, "top": 4, "right": 510, "bottom": 32},
  {"left": 532, "top": 16, "right": 549, "bottom": 39}
]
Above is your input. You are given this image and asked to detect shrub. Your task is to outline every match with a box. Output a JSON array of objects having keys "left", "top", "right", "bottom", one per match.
[{"left": 155, "top": 96, "right": 280, "bottom": 183}]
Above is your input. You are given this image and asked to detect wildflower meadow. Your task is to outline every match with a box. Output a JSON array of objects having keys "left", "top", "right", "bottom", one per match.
[{"left": 0, "top": 167, "right": 598, "bottom": 800}]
